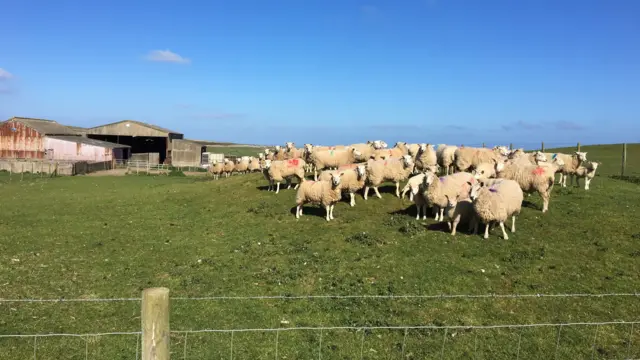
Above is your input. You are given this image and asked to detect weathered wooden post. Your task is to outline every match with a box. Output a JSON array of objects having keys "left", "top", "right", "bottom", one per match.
[
  {"left": 482, "top": 142, "right": 485, "bottom": 148},
  {"left": 509, "top": 143, "right": 513, "bottom": 151},
  {"left": 142, "top": 287, "right": 170, "bottom": 360},
  {"left": 541, "top": 141, "right": 545, "bottom": 152},
  {"left": 621, "top": 143, "right": 627, "bottom": 177},
  {"left": 577, "top": 142, "right": 581, "bottom": 152}
]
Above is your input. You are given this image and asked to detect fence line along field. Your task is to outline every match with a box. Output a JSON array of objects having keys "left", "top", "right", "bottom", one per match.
[{"left": 1, "top": 142, "right": 639, "bottom": 359}]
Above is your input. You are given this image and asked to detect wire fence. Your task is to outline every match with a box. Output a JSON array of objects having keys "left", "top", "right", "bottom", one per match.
[{"left": 2, "top": 290, "right": 639, "bottom": 359}]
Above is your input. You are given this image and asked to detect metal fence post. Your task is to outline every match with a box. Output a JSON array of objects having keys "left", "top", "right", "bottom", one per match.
[
  {"left": 142, "top": 287, "right": 170, "bottom": 360},
  {"left": 621, "top": 143, "right": 627, "bottom": 177}
]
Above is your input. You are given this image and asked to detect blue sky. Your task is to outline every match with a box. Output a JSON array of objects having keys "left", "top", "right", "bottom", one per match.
[{"left": 1, "top": 0, "right": 639, "bottom": 147}]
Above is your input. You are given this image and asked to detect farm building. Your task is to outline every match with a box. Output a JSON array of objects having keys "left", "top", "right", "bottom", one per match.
[
  {"left": 84, "top": 120, "right": 185, "bottom": 164},
  {"left": 0, "top": 117, "right": 129, "bottom": 161}
]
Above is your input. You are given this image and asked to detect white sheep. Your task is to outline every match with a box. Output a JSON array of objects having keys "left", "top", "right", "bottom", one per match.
[
  {"left": 318, "top": 164, "right": 367, "bottom": 206},
  {"left": 436, "top": 144, "right": 458, "bottom": 175},
  {"left": 234, "top": 157, "right": 250, "bottom": 174},
  {"left": 573, "top": 161, "right": 601, "bottom": 190},
  {"left": 222, "top": 158, "right": 235, "bottom": 177},
  {"left": 420, "top": 171, "right": 477, "bottom": 221},
  {"left": 399, "top": 164, "right": 439, "bottom": 201},
  {"left": 443, "top": 194, "right": 478, "bottom": 236},
  {"left": 248, "top": 157, "right": 262, "bottom": 172},
  {"left": 414, "top": 143, "right": 438, "bottom": 172},
  {"left": 284, "top": 142, "right": 304, "bottom": 160},
  {"left": 468, "top": 178, "right": 524, "bottom": 240},
  {"left": 265, "top": 158, "right": 307, "bottom": 194},
  {"left": 540, "top": 151, "right": 587, "bottom": 186},
  {"left": 209, "top": 162, "right": 224, "bottom": 180},
  {"left": 409, "top": 181, "right": 430, "bottom": 220},
  {"left": 494, "top": 159, "right": 564, "bottom": 213},
  {"left": 364, "top": 155, "right": 414, "bottom": 199},
  {"left": 454, "top": 146, "right": 506, "bottom": 172},
  {"left": 310, "top": 147, "right": 362, "bottom": 180},
  {"left": 295, "top": 172, "right": 343, "bottom": 221},
  {"left": 372, "top": 142, "right": 410, "bottom": 160}
]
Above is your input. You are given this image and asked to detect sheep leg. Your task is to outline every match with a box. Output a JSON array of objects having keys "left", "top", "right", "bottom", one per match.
[
  {"left": 499, "top": 221, "right": 509, "bottom": 240},
  {"left": 325, "top": 205, "right": 331, "bottom": 221},
  {"left": 434, "top": 206, "right": 440, "bottom": 221},
  {"left": 511, "top": 215, "right": 516, "bottom": 232},
  {"left": 296, "top": 205, "right": 302, "bottom": 219},
  {"left": 363, "top": 186, "right": 370, "bottom": 200},
  {"left": 314, "top": 170, "right": 319, "bottom": 181},
  {"left": 585, "top": 177, "right": 591, "bottom": 190},
  {"left": 484, "top": 224, "right": 490, "bottom": 239},
  {"left": 439, "top": 208, "right": 445, "bottom": 222},
  {"left": 329, "top": 204, "right": 335, "bottom": 220},
  {"left": 447, "top": 221, "right": 452, "bottom": 230},
  {"left": 541, "top": 190, "right": 549, "bottom": 213},
  {"left": 422, "top": 205, "right": 428, "bottom": 220},
  {"left": 275, "top": 182, "right": 281, "bottom": 194},
  {"left": 395, "top": 182, "right": 400, "bottom": 197},
  {"left": 451, "top": 216, "right": 460, "bottom": 236},
  {"left": 349, "top": 193, "right": 355, "bottom": 207},
  {"left": 409, "top": 192, "right": 414, "bottom": 202},
  {"left": 374, "top": 187, "right": 382, "bottom": 199},
  {"left": 472, "top": 220, "right": 479, "bottom": 235},
  {"left": 415, "top": 205, "right": 421, "bottom": 220}
]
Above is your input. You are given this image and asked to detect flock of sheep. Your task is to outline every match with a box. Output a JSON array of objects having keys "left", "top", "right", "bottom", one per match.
[{"left": 208, "top": 141, "right": 601, "bottom": 239}]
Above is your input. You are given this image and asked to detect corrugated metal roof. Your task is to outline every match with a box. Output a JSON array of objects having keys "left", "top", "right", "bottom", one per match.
[
  {"left": 47, "top": 135, "right": 131, "bottom": 148},
  {"left": 7, "top": 117, "right": 80, "bottom": 135},
  {"left": 87, "top": 119, "right": 182, "bottom": 135}
]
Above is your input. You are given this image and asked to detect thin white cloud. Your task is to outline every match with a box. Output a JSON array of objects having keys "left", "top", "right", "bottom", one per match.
[
  {"left": 0, "top": 68, "right": 13, "bottom": 80},
  {"left": 145, "top": 50, "right": 191, "bottom": 64}
]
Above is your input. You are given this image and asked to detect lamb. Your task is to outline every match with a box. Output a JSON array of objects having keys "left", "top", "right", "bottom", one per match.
[
  {"left": 399, "top": 164, "right": 440, "bottom": 201},
  {"left": 265, "top": 158, "right": 307, "bottom": 194},
  {"left": 318, "top": 164, "right": 367, "bottom": 206},
  {"left": 414, "top": 143, "right": 438, "bottom": 172},
  {"left": 209, "top": 162, "right": 224, "bottom": 180},
  {"left": 409, "top": 180, "right": 430, "bottom": 220},
  {"left": 573, "top": 161, "right": 601, "bottom": 190},
  {"left": 454, "top": 146, "right": 506, "bottom": 172},
  {"left": 222, "top": 158, "right": 235, "bottom": 177},
  {"left": 443, "top": 194, "right": 478, "bottom": 236},
  {"left": 494, "top": 159, "right": 564, "bottom": 213},
  {"left": 436, "top": 144, "right": 458, "bottom": 175},
  {"left": 310, "top": 147, "right": 363, "bottom": 180},
  {"left": 364, "top": 155, "right": 414, "bottom": 199},
  {"left": 420, "top": 171, "right": 477, "bottom": 221},
  {"left": 295, "top": 172, "right": 343, "bottom": 221},
  {"left": 468, "top": 179, "right": 524, "bottom": 240},
  {"left": 234, "top": 157, "right": 250, "bottom": 174}
]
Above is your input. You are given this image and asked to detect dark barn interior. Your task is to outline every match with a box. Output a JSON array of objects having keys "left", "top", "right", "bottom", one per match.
[{"left": 87, "top": 135, "right": 168, "bottom": 163}]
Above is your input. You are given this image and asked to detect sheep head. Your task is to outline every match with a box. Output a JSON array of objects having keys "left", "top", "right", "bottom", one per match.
[
  {"left": 444, "top": 194, "right": 458, "bottom": 211},
  {"left": 258, "top": 153, "right": 265, "bottom": 159},
  {"left": 356, "top": 165, "right": 367, "bottom": 179},
  {"left": 351, "top": 148, "right": 363, "bottom": 159},
  {"left": 274, "top": 145, "right": 282, "bottom": 152},
  {"left": 533, "top": 151, "right": 547, "bottom": 163},
  {"left": 495, "top": 160, "right": 506, "bottom": 173},
  {"left": 264, "top": 159, "right": 272, "bottom": 169},
  {"left": 286, "top": 142, "right": 295, "bottom": 150},
  {"left": 468, "top": 181, "right": 485, "bottom": 201},
  {"left": 331, "top": 172, "right": 342, "bottom": 187},
  {"left": 575, "top": 151, "right": 588, "bottom": 162},
  {"left": 472, "top": 162, "right": 496, "bottom": 180},
  {"left": 264, "top": 149, "right": 271, "bottom": 155}
]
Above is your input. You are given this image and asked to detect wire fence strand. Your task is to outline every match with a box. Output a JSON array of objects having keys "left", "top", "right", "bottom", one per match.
[{"left": 2, "top": 292, "right": 638, "bottom": 303}]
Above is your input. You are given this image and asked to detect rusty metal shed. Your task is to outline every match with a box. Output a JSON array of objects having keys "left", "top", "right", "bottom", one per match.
[
  {"left": 84, "top": 120, "right": 183, "bottom": 164},
  {"left": 0, "top": 117, "right": 82, "bottom": 159}
]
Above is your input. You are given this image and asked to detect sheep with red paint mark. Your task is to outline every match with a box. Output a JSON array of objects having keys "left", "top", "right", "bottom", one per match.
[
  {"left": 364, "top": 155, "right": 415, "bottom": 199},
  {"left": 419, "top": 171, "right": 477, "bottom": 221},
  {"left": 318, "top": 164, "right": 367, "bottom": 207},
  {"left": 468, "top": 178, "right": 524, "bottom": 240},
  {"left": 264, "top": 158, "right": 307, "bottom": 194},
  {"left": 493, "top": 159, "right": 564, "bottom": 213},
  {"left": 295, "top": 173, "right": 343, "bottom": 222}
]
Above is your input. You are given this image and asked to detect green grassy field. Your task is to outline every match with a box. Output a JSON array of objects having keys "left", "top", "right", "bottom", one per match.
[
  {"left": 206, "top": 145, "right": 264, "bottom": 158},
  {"left": 1, "top": 144, "right": 639, "bottom": 359}
]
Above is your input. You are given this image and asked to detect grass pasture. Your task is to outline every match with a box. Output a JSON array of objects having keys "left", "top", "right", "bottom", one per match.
[
  {"left": 206, "top": 145, "right": 264, "bottom": 158},
  {"left": 0, "top": 144, "right": 639, "bottom": 359}
]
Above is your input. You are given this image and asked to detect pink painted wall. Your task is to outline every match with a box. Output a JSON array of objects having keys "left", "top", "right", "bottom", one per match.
[{"left": 44, "top": 137, "right": 113, "bottom": 162}]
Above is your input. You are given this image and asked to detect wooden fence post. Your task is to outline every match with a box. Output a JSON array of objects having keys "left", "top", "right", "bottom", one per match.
[
  {"left": 621, "top": 143, "right": 627, "bottom": 177},
  {"left": 577, "top": 142, "right": 581, "bottom": 152},
  {"left": 541, "top": 141, "right": 545, "bottom": 152},
  {"left": 482, "top": 142, "right": 485, "bottom": 148},
  {"left": 509, "top": 143, "right": 513, "bottom": 151},
  {"left": 142, "top": 287, "right": 170, "bottom": 360}
]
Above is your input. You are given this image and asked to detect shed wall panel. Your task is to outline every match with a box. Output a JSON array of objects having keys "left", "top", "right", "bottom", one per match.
[
  {"left": 0, "top": 120, "right": 45, "bottom": 159},
  {"left": 44, "top": 138, "right": 113, "bottom": 162}
]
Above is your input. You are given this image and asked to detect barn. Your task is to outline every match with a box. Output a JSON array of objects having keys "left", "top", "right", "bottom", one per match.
[
  {"left": 83, "top": 120, "right": 186, "bottom": 164},
  {"left": 0, "top": 117, "right": 130, "bottom": 161}
]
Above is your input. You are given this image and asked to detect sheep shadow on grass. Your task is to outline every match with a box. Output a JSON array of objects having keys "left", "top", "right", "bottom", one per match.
[
  {"left": 289, "top": 205, "right": 328, "bottom": 219},
  {"left": 522, "top": 200, "right": 540, "bottom": 210}
]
